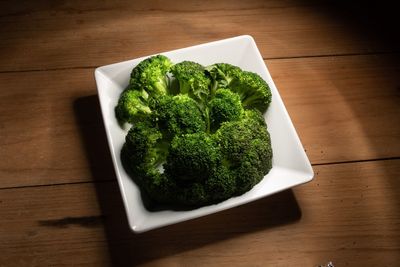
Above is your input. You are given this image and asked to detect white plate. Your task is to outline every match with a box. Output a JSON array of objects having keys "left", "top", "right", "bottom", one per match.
[{"left": 95, "top": 35, "right": 313, "bottom": 233}]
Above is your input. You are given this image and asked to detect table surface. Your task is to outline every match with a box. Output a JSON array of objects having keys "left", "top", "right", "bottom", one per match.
[{"left": 1, "top": 1, "right": 399, "bottom": 266}]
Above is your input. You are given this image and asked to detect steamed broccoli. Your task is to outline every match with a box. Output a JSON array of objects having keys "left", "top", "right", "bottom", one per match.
[
  {"left": 122, "top": 120, "right": 176, "bottom": 203},
  {"left": 156, "top": 94, "right": 206, "bottom": 138},
  {"left": 115, "top": 55, "right": 173, "bottom": 125},
  {"left": 129, "top": 54, "right": 173, "bottom": 96},
  {"left": 230, "top": 71, "right": 272, "bottom": 113},
  {"left": 205, "top": 165, "right": 236, "bottom": 202},
  {"left": 124, "top": 120, "right": 167, "bottom": 174},
  {"left": 116, "top": 55, "right": 273, "bottom": 208},
  {"left": 215, "top": 110, "right": 273, "bottom": 194},
  {"left": 115, "top": 89, "right": 151, "bottom": 124},
  {"left": 206, "top": 63, "right": 272, "bottom": 112},
  {"left": 171, "top": 61, "right": 211, "bottom": 103},
  {"left": 206, "top": 63, "right": 242, "bottom": 94},
  {"left": 165, "top": 132, "right": 220, "bottom": 183},
  {"left": 208, "top": 89, "right": 244, "bottom": 131}
]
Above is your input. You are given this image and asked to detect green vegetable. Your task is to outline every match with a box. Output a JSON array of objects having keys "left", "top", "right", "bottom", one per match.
[
  {"left": 115, "top": 90, "right": 151, "bottom": 124},
  {"left": 156, "top": 94, "right": 206, "bottom": 138},
  {"left": 129, "top": 54, "right": 173, "bottom": 96},
  {"left": 208, "top": 88, "right": 244, "bottom": 131},
  {"left": 116, "top": 55, "right": 173, "bottom": 125},
  {"left": 116, "top": 55, "right": 273, "bottom": 207},
  {"left": 165, "top": 132, "right": 220, "bottom": 184},
  {"left": 207, "top": 63, "right": 272, "bottom": 112},
  {"left": 171, "top": 61, "right": 210, "bottom": 103},
  {"left": 215, "top": 110, "right": 273, "bottom": 194}
]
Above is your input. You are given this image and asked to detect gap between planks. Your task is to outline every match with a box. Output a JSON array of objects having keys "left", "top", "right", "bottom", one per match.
[
  {"left": 1, "top": 157, "right": 399, "bottom": 191},
  {"left": 0, "top": 51, "right": 398, "bottom": 74}
]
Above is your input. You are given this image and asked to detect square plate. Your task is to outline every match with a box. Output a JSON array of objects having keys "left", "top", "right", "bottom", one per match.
[{"left": 95, "top": 35, "right": 313, "bottom": 233}]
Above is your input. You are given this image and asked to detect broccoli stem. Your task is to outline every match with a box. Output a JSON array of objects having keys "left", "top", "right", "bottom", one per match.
[
  {"left": 241, "top": 93, "right": 260, "bottom": 107},
  {"left": 205, "top": 106, "right": 210, "bottom": 134},
  {"left": 154, "top": 78, "right": 168, "bottom": 95},
  {"left": 210, "top": 80, "right": 218, "bottom": 97},
  {"left": 179, "top": 80, "right": 190, "bottom": 95}
]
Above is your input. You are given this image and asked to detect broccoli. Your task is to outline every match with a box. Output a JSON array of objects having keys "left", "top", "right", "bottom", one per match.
[
  {"left": 122, "top": 120, "right": 176, "bottom": 203},
  {"left": 208, "top": 89, "right": 244, "bottom": 131},
  {"left": 215, "top": 110, "right": 273, "bottom": 194},
  {"left": 205, "top": 165, "right": 236, "bottom": 202},
  {"left": 117, "top": 55, "right": 273, "bottom": 208},
  {"left": 124, "top": 120, "right": 167, "bottom": 175},
  {"left": 156, "top": 94, "right": 206, "bottom": 138},
  {"left": 170, "top": 61, "right": 211, "bottom": 103},
  {"left": 206, "top": 63, "right": 272, "bottom": 112},
  {"left": 165, "top": 132, "right": 220, "bottom": 183},
  {"left": 129, "top": 54, "right": 173, "bottom": 97},
  {"left": 115, "top": 89, "right": 151, "bottom": 124},
  {"left": 115, "top": 55, "right": 173, "bottom": 125},
  {"left": 206, "top": 63, "right": 242, "bottom": 94},
  {"left": 230, "top": 71, "right": 272, "bottom": 113}
]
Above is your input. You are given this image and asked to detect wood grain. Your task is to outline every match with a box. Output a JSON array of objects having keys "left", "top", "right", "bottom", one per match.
[
  {"left": 0, "top": 160, "right": 399, "bottom": 266},
  {"left": 0, "top": 0, "right": 398, "bottom": 71},
  {"left": 0, "top": 55, "right": 399, "bottom": 188},
  {"left": 267, "top": 54, "right": 400, "bottom": 163}
]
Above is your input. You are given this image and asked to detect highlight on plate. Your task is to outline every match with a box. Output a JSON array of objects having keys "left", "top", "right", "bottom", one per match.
[{"left": 115, "top": 55, "right": 273, "bottom": 208}]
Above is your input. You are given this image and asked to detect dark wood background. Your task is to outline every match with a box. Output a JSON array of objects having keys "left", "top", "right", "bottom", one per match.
[{"left": 1, "top": 1, "right": 399, "bottom": 266}]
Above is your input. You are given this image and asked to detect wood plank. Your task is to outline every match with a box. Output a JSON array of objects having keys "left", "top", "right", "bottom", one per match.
[
  {"left": 267, "top": 54, "right": 400, "bottom": 163},
  {"left": 1, "top": 54, "right": 399, "bottom": 188},
  {"left": 0, "top": 70, "right": 115, "bottom": 188},
  {"left": 0, "top": 0, "right": 321, "bottom": 16},
  {"left": 0, "top": 160, "right": 399, "bottom": 266},
  {"left": 0, "top": 0, "right": 398, "bottom": 71}
]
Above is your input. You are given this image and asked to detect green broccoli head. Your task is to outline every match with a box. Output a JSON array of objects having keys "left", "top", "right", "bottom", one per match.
[
  {"left": 129, "top": 55, "right": 173, "bottom": 97},
  {"left": 115, "top": 89, "right": 151, "bottom": 124},
  {"left": 230, "top": 71, "right": 272, "bottom": 113},
  {"left": 215, "top": 109, "right": 273, "bottom": 194},
  {"left": 165, "top": 132, "right": 220, "bottom": 183},
  {"left": 124, "top": 120, "right": 168, "bottom": 172},
  {"left": 176, "top": 183, "right": 208, "bottom": 206},
  {"left": 170, "top": 61, "right": 211, "bottom": 103},
  {"left": 206, "top": 63, "right": 241, "bottom": 87},
  {"left": 122, "top": 121, "right": 178, "bottom": 204},
  {"left": 156, "top": 94, "right": 206, "bottom": 138},
  {"left": 207, "top": 63, "right": 272, "bottom": 113},
  {"left": 208, "top": 89, "right": 244, "bottom": 131},
  {"left": 206, "top": 63, "right": 242, "bottom": 94},
  {"left": 205, "top": 165, "right": 236, "bottom": 202}
]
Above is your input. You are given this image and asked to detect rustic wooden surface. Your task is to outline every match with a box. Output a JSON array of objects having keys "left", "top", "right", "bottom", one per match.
[{"left": 0, "top": 1, "right": 399, "bottom": 266}]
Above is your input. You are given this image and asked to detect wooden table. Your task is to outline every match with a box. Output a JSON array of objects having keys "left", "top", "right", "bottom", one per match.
[{"left": 1, "top": 1, "right": 399, "bottom": 266}]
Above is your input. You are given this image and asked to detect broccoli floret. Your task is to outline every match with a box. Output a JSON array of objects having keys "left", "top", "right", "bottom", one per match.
[
  {"left": 206, "top": 63, "right": 242, "bottom": 93},
  {"left": 165, "top": 132, "right": 220, "bottom": 183},
  {"left": 177, "top": 183, "right": 208, "bottom": 206},
  {"left": 207, "top": 63, "right": 272, "bottom": 113},
  {"left": 115, "top": 89, "right": 151, "bottom": 124},
  {"left": 208, "top": 89, "right": 244, "bottom": 131},
  {"left": 122, "top": 121, "right": 178, "bottom": 204},
  {"left": 129, "top": 55, "right": 173, "bottom": 97},
  {"left": 215, "top": 109, "right": 273, "bottom": 194},
  {"left": 171, "top": 61, "right": 211, "bottom": 103},
  {"left": 205, "top": 165, "right": 236, "bottom": 202},
  {"left": 124, "top": 120, "right": 168, "bottom": 173},
  {"left": 156, "top": 94, "right": 206, "bottom": 138},
  {"left": 230, "top": 71, "right": 272, "bottom": 113},
  {"left": 115, "top": 55, "right": 173, "bottom": 125}
]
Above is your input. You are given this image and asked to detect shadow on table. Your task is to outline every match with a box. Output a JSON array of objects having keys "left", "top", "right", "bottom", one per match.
[{"left": 74, "top": 95, "right": 302, "bottom": 266}]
